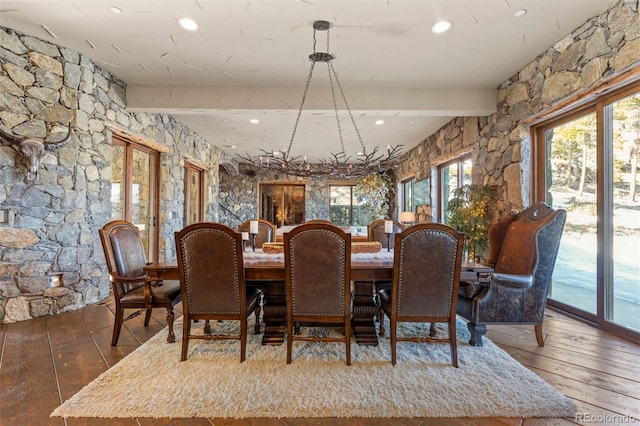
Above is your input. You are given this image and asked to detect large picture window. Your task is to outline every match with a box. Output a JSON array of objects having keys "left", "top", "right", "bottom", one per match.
[
  {"left": 533, "top": 80, "right": 640, "bottom": 342},
  {"left": 330, "top": 185, "right": 366, "bottom": 226}
]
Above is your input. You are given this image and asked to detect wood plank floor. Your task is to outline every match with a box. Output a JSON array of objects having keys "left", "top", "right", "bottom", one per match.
[{"left": 1, "top": 298, "right": 638, "bottom": 426}]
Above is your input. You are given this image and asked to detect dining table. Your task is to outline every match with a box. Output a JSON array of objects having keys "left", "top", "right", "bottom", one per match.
[{"left": 144, "top": 249, "right": 491, "bottom": 346}]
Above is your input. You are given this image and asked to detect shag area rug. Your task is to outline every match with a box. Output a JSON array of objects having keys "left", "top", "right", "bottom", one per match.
[{"left": 52, "top": 318, "right": 575, "bottom": 419}]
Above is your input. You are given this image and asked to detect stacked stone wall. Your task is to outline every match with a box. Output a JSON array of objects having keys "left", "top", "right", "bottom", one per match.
[
  {"left": 392, "top": 0, "right": 639, "bottom": 219},
  {"left": 0, "top": 27, "right": 222, "bottom": 323}
]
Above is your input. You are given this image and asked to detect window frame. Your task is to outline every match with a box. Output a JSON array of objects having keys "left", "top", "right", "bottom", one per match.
[{"left": 532, "top": 78, "right": 640, "bottom": 344}]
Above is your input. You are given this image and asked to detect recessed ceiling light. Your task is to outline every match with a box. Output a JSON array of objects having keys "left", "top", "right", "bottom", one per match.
[
  {"left": 514, "top": 9, "right": 527, "bottom": 17},
  {"left": 250, "top": 119, "right": 259, "bottom": 124},
  {"left": 432, "top": 20, "right": 452, "bottom": 34},
  {"left": 178, "top": 17, "right": 199, "bottom": 31},
  {"left": 375, "top": 120, "right": 384, "bottom": 125},
  {"left": 109, "top": 6, "right": 122, "bottom": 14}
]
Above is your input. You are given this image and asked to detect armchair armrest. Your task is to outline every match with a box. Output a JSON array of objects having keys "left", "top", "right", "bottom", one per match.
[
  {"left": 489, "top": 273, "right": 533, "bottom": 289},
  {"left": 108, "top": 273, "right": 147, "bottom": 285}
]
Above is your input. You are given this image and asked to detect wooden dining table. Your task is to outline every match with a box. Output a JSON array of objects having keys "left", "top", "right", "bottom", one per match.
[{"left": 144, "top": 251, "right": 491, "bottom": 346}]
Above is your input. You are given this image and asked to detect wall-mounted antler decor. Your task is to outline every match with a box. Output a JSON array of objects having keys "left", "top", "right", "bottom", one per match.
[{"left": 0, "top": 123, "right": 73, "bottom": 181}]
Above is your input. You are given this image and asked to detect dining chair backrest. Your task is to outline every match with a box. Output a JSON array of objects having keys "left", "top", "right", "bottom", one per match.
[
  {"left": 100, "top": 220, "right": 147, "bottom": 293},
  {"left": 175, "top": 222, "right": 262, "bottom": 362},
  {"left": 368, "top": 219, "right": 404, "bottom": 250},
  {"left": 176, "top": 222, "right": 245, "bottom": 316},
  {"left": 379, "top": 222, "right": 464, "bottom": 366},
  {"left": 238, "top": 218, "right": 276, "bottom": 249},
  {"left": 284, "top": 222, "right": 352, "bottom": 364}
]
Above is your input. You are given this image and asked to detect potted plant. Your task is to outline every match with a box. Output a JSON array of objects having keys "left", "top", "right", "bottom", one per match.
[{"left": 444, "top": 184, "right": 497, "bottom": 261}]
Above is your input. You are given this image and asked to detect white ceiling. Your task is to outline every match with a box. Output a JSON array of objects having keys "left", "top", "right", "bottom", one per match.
[{"left": 0, "top": 0, "right": 614, "bottom": 162}]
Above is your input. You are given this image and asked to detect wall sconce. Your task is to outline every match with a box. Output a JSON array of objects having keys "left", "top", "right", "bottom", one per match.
[
  {"left": 47, "top": 272, "right": 64, "bottom": 288},
  {"left": 400, "top": 211, "right": 415, "bottom": 227}
]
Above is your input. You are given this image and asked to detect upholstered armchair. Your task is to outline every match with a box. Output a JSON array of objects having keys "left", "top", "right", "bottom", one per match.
[
  {"left": 238, "top": 219, "right": 276, "bottom": 250},
  {"left": 99, "top": 220, "right": 182, "bottom": 346},
  {"left": 456, "top": 202, "right": 566, "bottom": 347}
]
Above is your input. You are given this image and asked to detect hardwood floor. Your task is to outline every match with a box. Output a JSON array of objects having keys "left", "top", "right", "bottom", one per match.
[{"left": 1, "top": 298, "right": 638, "bottom": 426}]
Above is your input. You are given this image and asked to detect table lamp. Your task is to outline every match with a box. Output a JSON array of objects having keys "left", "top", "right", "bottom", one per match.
[{"left": 400, "top": 211, "right": 415, "bottom": 227}]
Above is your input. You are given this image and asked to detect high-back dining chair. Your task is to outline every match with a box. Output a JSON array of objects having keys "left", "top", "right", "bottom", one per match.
[
  {"left": 284, "top": 222, "right": 352, "bottom": 365},
  {"left": 99, "top": 220, "right": 182, "bottom": 346},
  {"left": 378, "top": 223, "right": 464, "bottom": 366},
  {"left": 368, "top": 219, "right": 404, "bottom": 250},
  {"left": 238, "top": 218, "right": 276, "bottom": 250},
  {"left": 175, "top": 222, "right": 263, "bottom": 362}
]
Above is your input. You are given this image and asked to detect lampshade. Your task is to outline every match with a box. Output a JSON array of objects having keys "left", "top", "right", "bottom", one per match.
[{"left": 400, "top": 211, "right": 416, "bottom": 223}]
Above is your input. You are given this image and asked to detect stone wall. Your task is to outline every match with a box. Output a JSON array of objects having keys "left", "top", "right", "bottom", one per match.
[
  {"left": 392, "top": 0, "right": 639, "bottom": 219},
  {"left": 0, "top": 27, "right": 222, "bottom": 323},
  {"left": 219, "top": 163, "right": 351, "bottom": 229}
]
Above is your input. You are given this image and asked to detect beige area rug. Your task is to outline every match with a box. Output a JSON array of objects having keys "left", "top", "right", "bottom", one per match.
[{"left": 51, "top": 317, "right": 576, "bottom": 419}]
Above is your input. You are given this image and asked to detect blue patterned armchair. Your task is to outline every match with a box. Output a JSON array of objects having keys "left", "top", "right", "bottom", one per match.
[{"left": 456, "top": 202, "right": 567, "bottom": 347}]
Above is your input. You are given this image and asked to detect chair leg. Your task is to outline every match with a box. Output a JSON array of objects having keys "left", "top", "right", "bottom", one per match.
[
  {"left": 390, "top": 318, "right": 397, "bottom": 365},
  {"left": 466, "top": 322, "right": 487, "bottom": 346},
  {"left": 345, "top": 320, "right": 351, "bottom": 366},
  {"left": 379, "top": 310, "right": 386, "bottom": 336},
  {"left": 286, "top": 317, "right": 294, "bottom": 364},
  {"left": 165, "top": 306, "right": 176, "bottom": 343},
  {"left": 240, "top": 317, "right": 247, "bottom": 362},
  {"left": 450, "top": 319, "right": 458, "bottom": 368},
  {"left": 204, "top": 320, "right": 211, "bottom": 334},
  {"left": 181, "top": 318, "right": 191, "bottom": 361},
  {"left": 144, "top": 307, "right": 152, "bottom": 326},
  {"left": 535, "top": 324, "right": 545, "bottom": 347},
  {"left": 111, "top": 306, "right": 124, "bottom": 346}
]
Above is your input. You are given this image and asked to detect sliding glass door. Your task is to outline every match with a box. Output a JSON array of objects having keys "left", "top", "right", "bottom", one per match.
[{"left": 534, "top": 81, "right": 640, "bottom": 340}]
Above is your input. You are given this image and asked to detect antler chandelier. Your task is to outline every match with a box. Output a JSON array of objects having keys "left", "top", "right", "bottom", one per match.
[{"left": 239, "top": 20, "right": 402, "bottom": 179}]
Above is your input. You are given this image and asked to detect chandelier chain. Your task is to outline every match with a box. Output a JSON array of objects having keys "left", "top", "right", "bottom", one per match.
[
  {"left": 328, "top": 58, "right": 347, "bottom": 155},
  {"left": 286, "top": 60, "right": 316, "bottom": 159},
  {"left": 330, "top": 61, "right": 367, "bottom": 155},
  {"left": 238, "top": 20, "right": 403, "bottom": 178}
]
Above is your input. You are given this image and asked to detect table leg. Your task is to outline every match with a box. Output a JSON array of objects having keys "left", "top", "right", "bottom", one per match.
[{"left": 351, "top": 281, "right": 379, "bottom": 346}]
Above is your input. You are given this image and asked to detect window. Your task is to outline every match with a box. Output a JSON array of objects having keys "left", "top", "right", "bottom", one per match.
[
  {"left": 533, "top": 80, "right": 640, "bottom": 341},
  {"left": 401, "top": 177, "right": 415, "bottom": 214},
  {"left": 184, "top": 161, "right": 204, "bottom": 225},
  {"left": 109, "top": 134, "right": 160, "bottom": 261},
  {"left": 439, "top": 156, "right": 472, "bottom": 223},
  {"left": 330, "top": 185, "right": 366, "bottom": 226},
  {"left": 260, "top": 183, "right": 305, "bottom": 227}
]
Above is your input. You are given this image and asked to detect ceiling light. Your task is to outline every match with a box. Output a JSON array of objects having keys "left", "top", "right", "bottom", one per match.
[
  {"left": 250, "top": 119, "right": 259, "bottom": 124},
  {"left": 178, "top": 17, "right": 199, "bottom": 31},
  {"left": 239, "top": 20, "right": 402, "bottom": 178},
  {"left": 375, "top": 120, "right": 384, "bottom": 125},
  {"left": 432, "top": 20, "right": 453, "bottom": 34},
  {"left": 514, "top": 9, "right": 527, "bottom": 17},
  {"left": 109, "top": 6, "right": 122, "bottom": 14}
]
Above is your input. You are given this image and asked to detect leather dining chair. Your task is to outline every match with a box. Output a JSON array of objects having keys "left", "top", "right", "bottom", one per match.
[
  {"left": 238, "top": 218, "right": 276, "bottom": 250},
  {"left": 378, "top": 223, "right": 464, "bottom": 366},
  {"left": 284, "top": 222, "right": 352, "bottom": 365},
  {"left": 175, "top": 222, "right": 263, "bottom": 362},
  {"left": 367, "top": 219, "right": 404, "bottom": 250},
  {"left": 99, "top": 220, "right": 182, "bottom": 346}
]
